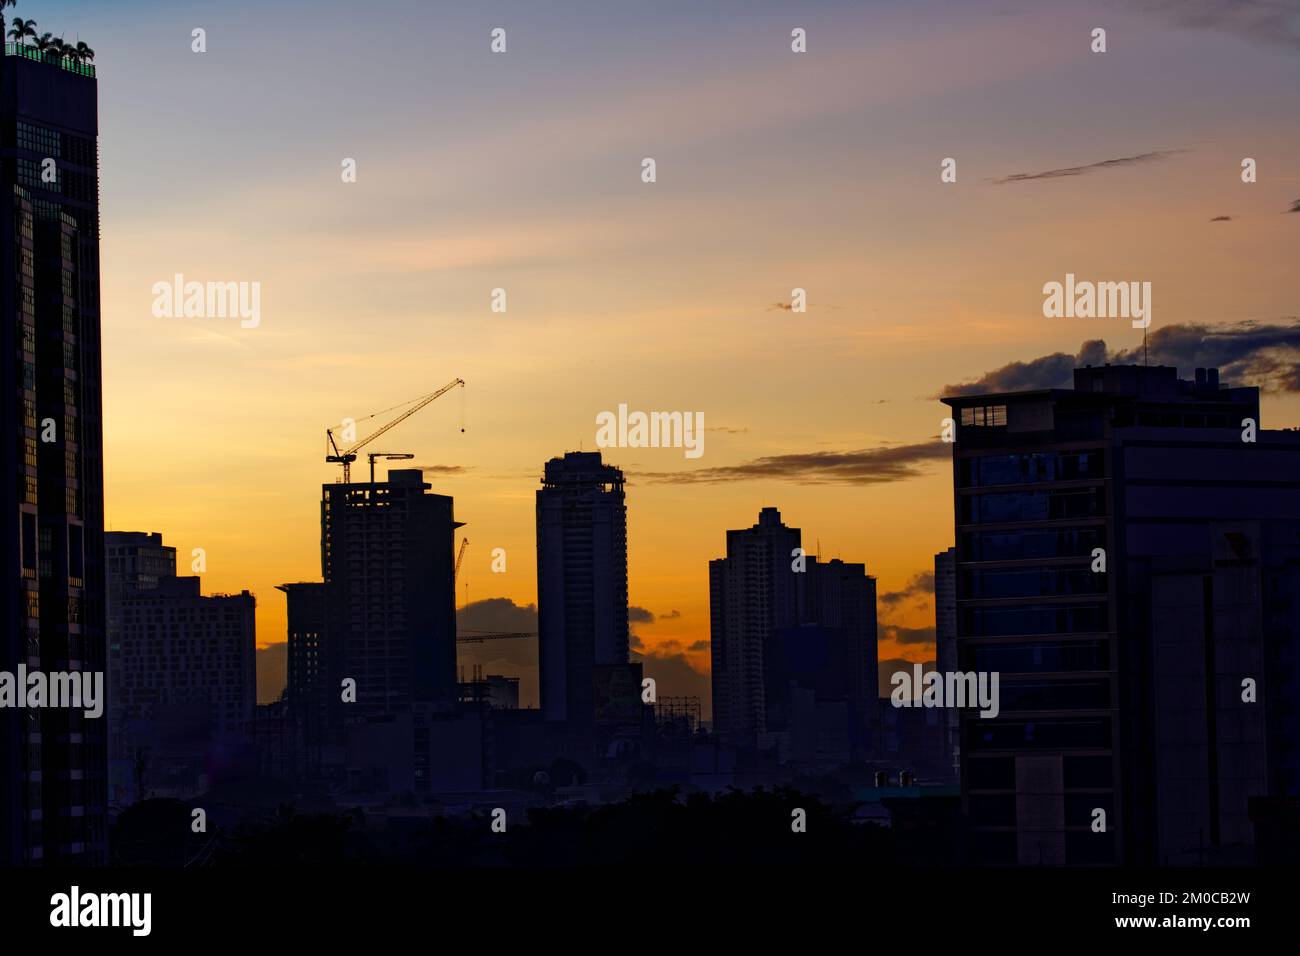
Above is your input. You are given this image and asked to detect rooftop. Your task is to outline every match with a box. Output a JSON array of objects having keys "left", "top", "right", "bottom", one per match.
[{"left": 4, "top": 42, "right": 95, "bottom": 78}]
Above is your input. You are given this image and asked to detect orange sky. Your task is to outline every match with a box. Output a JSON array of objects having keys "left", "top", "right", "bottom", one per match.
[{"left": 81, "top": 0, "right": 1300, "bottom": 700}]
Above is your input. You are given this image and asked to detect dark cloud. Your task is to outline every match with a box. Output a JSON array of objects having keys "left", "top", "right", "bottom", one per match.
[
  {"left": 1124, "top": 0, "right": 1300, "bottom": 51},
  {"left": 880, "top": 624, "right": 936, "bottom": 646},
  {"left": 456, "top": 598, "right": 539, "bottom": 705},
  {"left": 1288, "top": 199, "right": 1300, "bottom": 213},
  {"left": 636, "top": 441, "right": 949, "bottom": 486},
  {"left": 943, "top": 322, "right": 1300, "bottom": 396},
  {"left": 990, "top": 150, "right": 1181, "bottom": 185},
  {"left": 880, "top": 571, "right": 935, "bottom": 607},
  {"left": 706, "top": 426, "right": 749, "bottom": 434},
  {"left": 405, "top": 464, "right": 467, "bottom": 475},
  {"left": 633, "top": 647, "right": 712, "bottom": 716},
  {"left": 687, "top": 639, "right": 709, "bottom": 652},
  {"left": 941, "top": 340, "right": 1107, "bottom": 396},
  {"left": 663, "top": 609, "right": 683, "bottom": 620},
  {"left": 256, "top": 644, "right": 287, "bottom": 704},
  {"left": 878, "top": 659, "right": 935, "bottom": 698},
  {"left": 629, "top": 606, "right": 655, "bottom": 624},
  {"left": 1210, "top": 215, "right": 1233, "bottom": 222}
]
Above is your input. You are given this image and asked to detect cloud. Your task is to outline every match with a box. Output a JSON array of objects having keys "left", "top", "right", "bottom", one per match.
[
  {"left": 256, "top": 644, "right": 287, "bottom": 704},
  {"left": 663, "top": 609, "right": 683, "bottom": 620},
  {"left": 990, "top": 150, "right": 1182, "bottom": 185},
  {"left": 943, "top": 322, "right": 1300, "bottom": 396},
  {"left": 880, "top": 571, "right": 935, "bottom": 607},
  {"left": 1124, "top": 0, "right": 1300, "bottom": 51},
  {"left": 633, "top": 646, "right": 711, "bottom": 715},
  {"left": 1287, "top": 199, "right": 1300, "bottom": 213},
  {"left": 706, "top": 426, "right": 749, "bottom": 435},
  {"left": 405, "top": 463, "right": 468, "bottom": 475},
  {"left": 941, "top": 340, "right": 1107, "bottom": 396},
  {"left": 636, "top": 441, "right": 949, "bottom": 486},
  {"left": 629, "top": 606, "right": 655, "bottom": 624},
  {"left": 687, "top": 639, "right": 709, "bottom": 652},
  {"left": 880, "top": 624, "right": 936, "bottom": 646},
  {"left": 1210, "top": 215, "right": 1233, "bottom": 222},
  {"left": 878, "top": 658, "right": 935, "bottom": 698}
]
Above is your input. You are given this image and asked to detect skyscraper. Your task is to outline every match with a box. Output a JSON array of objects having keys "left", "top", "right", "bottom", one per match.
[
  {"left": 536, "top": 451, "right": 629, "bottom": 725},
  {"left": 321, "top": 468, "right": 460, "bottom": 715},
  {"left": 1, "top": 42, "right": 105, "bottom": 865},
  {"left": 934, "top": 547, "right": 958, "bottom": 780},
  {"left": 710, "top": 508, "right": 879, "bottom": 758},
  {"left": 709, "top": 508, "right": 802, "bottom": 746},
  {"left": 943, "top": 364, "right": 1300, "bottom": 865},
  {"left": 278, "top": 580, "right": 330, "bottom": 774}
]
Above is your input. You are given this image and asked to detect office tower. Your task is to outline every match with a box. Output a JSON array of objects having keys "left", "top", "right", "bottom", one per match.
[
  {"left": 934, "top": 547, "right": 958, "bottom": 779},
  {"left": 278, "top": 581, "right": 329, "bottom": 772},
  {"left": 321, "top": 468, "right": 460, "bottom": 715},
  {"left": 796, "top": 557, "right": 879, "bottom": 760},
  {"left": 536, "top": 451, "right": 630, "bottom": 725},
  {"left": 105, "top": 531, "right": 178, "bottom": 802},
  {"left": 709, "top": 508, "right": 802, "bottom": 747},
  {"left": 1, "top": 44, "right": 104, "bottom": 865},
  {"left": 943, "top": 364, "right": 1300, "bottom": 865}
]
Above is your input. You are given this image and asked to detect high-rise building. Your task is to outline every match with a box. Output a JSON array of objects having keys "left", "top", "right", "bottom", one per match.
[
  {"left": 536, "top": 451, "right": 630, "bottom": 725},
  {"left": 278, "top": 581, "right": 329, "bottom": 773},
  {"left": 943, "top": 364, "right": 1300, "bottom": 865},
  {"left": 710, "top": 508, "right": 879, "bottom": 760},
  {"left": 105, "top": 531, "right": 178, "bottom": 802},
  {"left": 709, "top": 508, "right": 802, "bottom": 747},
  {"left": 321, "top": 468, "right": 460, "bottom": 715},
  {"left": 934, "top": 547, "right": 958, "bottom": 780},
  {"left": 1, "top": 42, "right": 105, "bottom": 865}
]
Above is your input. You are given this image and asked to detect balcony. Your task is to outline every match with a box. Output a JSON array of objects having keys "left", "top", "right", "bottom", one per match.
[{"left": 3, "top": 42, "right": 96, "bottom": 78}]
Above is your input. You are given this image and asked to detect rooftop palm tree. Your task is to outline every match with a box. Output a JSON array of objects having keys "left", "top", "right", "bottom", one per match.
[
  {"left": 34, "top": 30, "right": 54, "bottom": 59},
  {"left": 0, "top": 0, "right": 17, "bottom": 49},
  {"left": 74, "top": 40, "right": 93, "bottom": 63},
  {"left": 7, "top": 16, "right": 34, "bottom": 46}
]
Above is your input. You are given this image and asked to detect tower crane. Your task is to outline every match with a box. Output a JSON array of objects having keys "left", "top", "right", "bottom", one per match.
[
  {"left": 326, "top": 378, "right": 465, "bottom": 483},
  {"left": 366, "top": 452, "right": 413, "bottom": 485},
  {"left": 454, "top": 537, "right": 468, "bottom": 581}
]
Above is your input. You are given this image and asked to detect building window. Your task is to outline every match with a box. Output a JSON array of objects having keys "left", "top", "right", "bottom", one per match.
[{"left": 961, "top": 405, "right": 1007, "bottom": 427}]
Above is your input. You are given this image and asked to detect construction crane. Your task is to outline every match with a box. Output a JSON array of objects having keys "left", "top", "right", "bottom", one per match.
[
  {"left": 456, "top": 630, "right": 536, "bottom": 644},
  {"left": 366, "top": 452, "right": 413, "bottom": 485},
  {"left": 326, "top": 378, "right": 465, "bottom": 483},
  {"left": 454, "top": 537, "right": 468, "bottom": 581}
]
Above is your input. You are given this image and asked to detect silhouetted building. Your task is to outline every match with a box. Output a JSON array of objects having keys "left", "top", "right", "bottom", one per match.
[
  {"left": 322, "top": 468, "right": 460, "bottom": 715},
  {"left": 711, "top": 509, "right": 878, "bottom": 760},
  {"left": 710, "top": 508, "right": 801, "bottom": 747},
  {"left": 105, "top": 531, "right": 177, "bottom": 804},
  {"left": 278, "top": 581, "right": 329, "bottom": 773},
  {"left": 935, "top": 547, "right": 959, "bottom": 780},
  {"left": 536, "top": 451, "right": 630, "bottom": 725},
  {"left": 113, "top": 576, "right": 256, "bottom": 800},
  {"left": 943, "top": 364, "right": 1300, "bottom": 865},
  {"left": 1, "top": 43, "right": 105, "bottom": 865}
]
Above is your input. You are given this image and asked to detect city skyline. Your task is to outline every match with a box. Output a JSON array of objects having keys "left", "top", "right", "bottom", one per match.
[{"left": 36, "top": 0, "right": 1300, "bottom": 704}]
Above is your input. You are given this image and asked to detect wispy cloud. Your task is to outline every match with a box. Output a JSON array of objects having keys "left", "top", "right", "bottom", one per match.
[
  {"left": 1123, "top": 0, "right": 1300, "bottom": 51},
  {"left": 1210, "top": 215, "right": 1233, "bottom": 222},
  {"left": 990, "top": 150, "right": 1182, "bottom": 185},
  {"left": 636, "top": 441, "right": 949, "bottom": 486}
]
